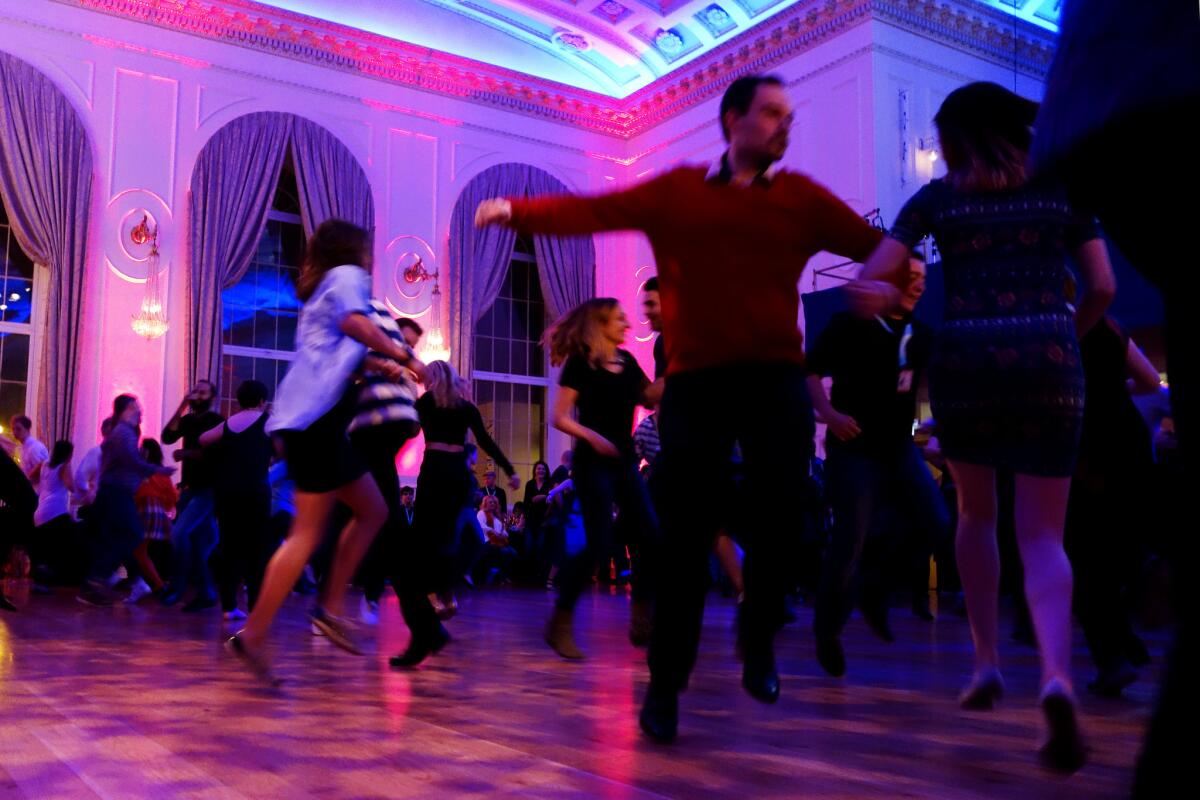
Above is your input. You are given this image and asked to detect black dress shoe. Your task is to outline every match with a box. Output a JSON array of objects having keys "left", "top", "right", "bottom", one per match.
[
  {"left": 181, "top": 596, "right": 217, "bottom": 613},
  {"left": 159, "top": 589, "right": 182, "bottom": 606},
  {"left": 911, "top": 594, "right": 935, "bottom": 621},
  {"left": 742, "top": 647, "right": 781, "bottom": 704},
  {"left": 389, "top": 626, "right": 450, "bottom": 668},
  {"left": 639, "top": 685, "right": 678, "bottom": 743},
  {"left": 860, "top": 602, "right": 895, "bottom": 643},
  {"left": 0, "top": 595, "right": 17, "bottom": 612},
  {"left": 1125, "top": 635, "right": 1151, "bottom": 668},
  {"left": 1086, "top": 660, "right": 1138, "bottom": 698},
  {"left": 815, "top": 634, "right": 846, "bottom": 677}
]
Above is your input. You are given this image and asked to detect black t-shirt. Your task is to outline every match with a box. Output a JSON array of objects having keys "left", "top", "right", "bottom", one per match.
[
  {"left": 161, "top": 410, "right": 225, "bottom": 489},
  {"left": 1079, "top": 317, "right": 1152, "bottom": 466},
  {"left": 653, "top": 335, "right": 667, "bottom": 380},
  {"left": 560, "top": 349, "right": 649, "bottom": 461},
  {"left": 807, "top": 311, "right": 931, "bottom": 452},
  {"left": 414, "top": 393, "right": 515, "bottom": 476}
]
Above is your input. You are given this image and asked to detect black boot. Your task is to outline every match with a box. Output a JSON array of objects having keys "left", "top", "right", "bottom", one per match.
[
  {"left": 639, "top": 683, "right": 679, "bottom": 743},
  {"left": 389, "top": 625, "right": 450, "bottom": 668}
]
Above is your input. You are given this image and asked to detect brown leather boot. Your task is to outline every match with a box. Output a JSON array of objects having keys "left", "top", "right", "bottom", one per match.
[{"left": 545, "top": 608, "right": 585, "bottom": 660}]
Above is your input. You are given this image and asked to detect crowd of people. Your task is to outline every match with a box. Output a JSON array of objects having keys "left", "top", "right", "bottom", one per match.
[{"left": 1, "top": 34, "right": 1189, "bottom": 788}]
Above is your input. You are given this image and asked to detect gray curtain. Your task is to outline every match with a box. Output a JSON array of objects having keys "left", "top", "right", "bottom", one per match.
[
  {"left": 188, "top": 112, "right": 290, "bottom": 387},
  {"left": 0, "top": 51, "right": 94, "bottom": 444},
  {"left": 530, "top": 176, "right": 595, "bottom": 318},
  {"left": 189, "top": 112, "right": 376, "bottom": 387},
  {"left": 449, "top": 164, "right": 594, "bottom": 376},
  {"left": 291, "top": 116, "right": 374, "bottom": 237}
]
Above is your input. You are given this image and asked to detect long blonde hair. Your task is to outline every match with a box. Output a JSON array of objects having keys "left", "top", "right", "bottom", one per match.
[
  {"left": 543, "top": 298, "right": 620, "bottom": 368},
  {"left": 424, "top": 360, "right": 468, "bottom": 408}
]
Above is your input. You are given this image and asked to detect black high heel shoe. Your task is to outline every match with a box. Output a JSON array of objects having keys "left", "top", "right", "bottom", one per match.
[{"left": 959, "top": 668, "right": 1005, "bottom": 710}]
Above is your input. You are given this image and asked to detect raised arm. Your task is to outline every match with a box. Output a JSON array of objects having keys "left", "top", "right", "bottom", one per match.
[
  {"left": 475, "top": 172, "right": 671, "bottom": 236},
  {"left": 340, "top": 313, "right": 428, "bottom": 384}
]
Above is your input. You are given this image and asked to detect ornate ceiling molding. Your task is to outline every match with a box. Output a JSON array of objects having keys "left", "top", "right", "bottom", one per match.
[{"left": 53, "top": 0, "right": 1055, "bottom": 138}]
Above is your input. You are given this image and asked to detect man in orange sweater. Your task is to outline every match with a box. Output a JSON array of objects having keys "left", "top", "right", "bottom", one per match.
[{"left": 477, "top": 75, "right": 882, "bottom": 742}]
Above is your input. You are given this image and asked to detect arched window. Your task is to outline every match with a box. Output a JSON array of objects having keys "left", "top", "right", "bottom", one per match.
[
  {"left": 472, "top": 233, "right": 549, "bottom": 480},
  {"left": 217, "top": 155, "right": 304, "bottom": 416}
]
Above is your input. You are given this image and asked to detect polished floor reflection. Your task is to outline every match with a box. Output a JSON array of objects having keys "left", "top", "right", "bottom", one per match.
[{"left": 0, "top": 580, "right": 1158, "bottom": 798}]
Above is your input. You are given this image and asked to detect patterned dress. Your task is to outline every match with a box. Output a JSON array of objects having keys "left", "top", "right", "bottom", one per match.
[{"left": 890, "top": 179, "right": 1100, "bottom": 477}]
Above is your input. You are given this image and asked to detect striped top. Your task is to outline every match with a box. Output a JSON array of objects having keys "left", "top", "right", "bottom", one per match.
[{"left": 348, "top": 299, "right": 420, "bottom": 433}]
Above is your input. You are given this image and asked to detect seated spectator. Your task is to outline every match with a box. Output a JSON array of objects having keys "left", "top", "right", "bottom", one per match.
[{"left": 470, "top": 495, "right": 516, "bottom": 585}]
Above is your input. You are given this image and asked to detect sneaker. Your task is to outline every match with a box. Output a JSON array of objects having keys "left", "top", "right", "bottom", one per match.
[
  {"left": 223, "top": 608, "right": 248, "bottom": 622},
  {"left": 124, "top": 578, "right": 153, "bottom": 605},
  {"left": 360, "top": 597, "right": 380, "bottom": 626},
  {"left": 225, "top": 634, "right": 281, "bottom": 687},
  {"left": 309, "top": 606, "right": 363, "bottom": 655}
]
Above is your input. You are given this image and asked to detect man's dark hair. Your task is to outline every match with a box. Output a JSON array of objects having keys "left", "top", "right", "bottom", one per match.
[
  {"left": 643, "top": 276, "right": 659, "bottom": 293},
  {"left": 400, "top": 485, "right": 415, "bottom": 496},
  {"left": 113, "top": 394, "right": 137, "bottom": 418},
  {"left": 236, "top": 379, "right": 269, "bottom": 410},
  {"left": 10, "top": 414, "right": 31, "bottom": 431},
  {"left": 719, "top": 75, "right": 784, "bottom": 142},
  {"left": 196, "top": 379, "right": 218, "bottom": 394},
  {"left": 397, "top": 318, "right": 424, "bottom": 336}
]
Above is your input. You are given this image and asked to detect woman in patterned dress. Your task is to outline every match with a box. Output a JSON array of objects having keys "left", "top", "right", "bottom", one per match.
[{"left": 850, "top": 82, "right": 1116, "bottom": 773}]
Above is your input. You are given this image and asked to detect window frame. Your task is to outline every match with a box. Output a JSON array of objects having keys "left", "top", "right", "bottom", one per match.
[
  {"left": 0, "top": 210, "right": 47, "bottom": 433},
  {"left": 217, "top": 206, "right": 303, "bottom": 416},
  {"left": 471, "top": 240, "right": 553, "bottom": 482}
]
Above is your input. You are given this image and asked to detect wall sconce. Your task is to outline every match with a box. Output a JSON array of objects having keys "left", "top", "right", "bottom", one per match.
[
  {"left": 129, "top": 214, "right": 169, "bottom": 340},
  {"left": 918, "top": 136, "right": 940, "bottom": 163},
  {"left": 401, "top": 255, "right": 450, "bottom": 363}
]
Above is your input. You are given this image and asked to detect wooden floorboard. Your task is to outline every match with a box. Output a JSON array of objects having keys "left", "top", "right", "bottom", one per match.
[{"left": 0, "top": 579, "right": 1160, "bottom": 798}]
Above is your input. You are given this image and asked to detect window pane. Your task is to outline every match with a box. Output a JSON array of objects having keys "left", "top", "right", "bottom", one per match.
[
  {"left": 493, "top": 339, "right": 510, "bottom": 374},
  {"left": 0, "top": 331, "right": 30, "bottom": 382},
  {"left": 0, "top": 380, "right": 28, "bottom": 428},
  {"left": 5, "top": 235, "right": 35, "bottom": 281},
  {"left": 528, "top": 343, "right": 544, "bottom": 378},
  {"left": 511, "top": 342, "right": 527, "bottom": 375},
  {"left": 475, "top": 336, "right": 493, "bottom": 372},
  {"left": 1, "top": 278, "right": 32, "bottom": 324},
  {"left": 276, "top": 311, "right": 298, "bottom": 351}
]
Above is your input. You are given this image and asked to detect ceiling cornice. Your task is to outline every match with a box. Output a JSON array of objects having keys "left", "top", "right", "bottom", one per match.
[{"left": 52, "top": 0, "right": 1056, "bottom": 138}]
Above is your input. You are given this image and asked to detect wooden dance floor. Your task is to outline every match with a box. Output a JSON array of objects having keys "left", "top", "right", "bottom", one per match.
[{"left": 1, "top": 581, "right": 1158, "bottom": 798}]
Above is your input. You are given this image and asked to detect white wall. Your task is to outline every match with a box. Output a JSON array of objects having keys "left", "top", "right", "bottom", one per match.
[
  {"left": 1, "top": 0, "right": 1047, "bottom": 461},
  {"left": 1, "top": 1, "right": 631, "bottom": 462}
]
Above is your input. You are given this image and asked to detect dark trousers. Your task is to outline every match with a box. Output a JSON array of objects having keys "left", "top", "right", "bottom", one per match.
[
  {"left": 1065, "top": 463, "right": 1145, "bottom": 670},
  {"left": 1053, "top": 105, "right": 1192, "bottom": 796},
  {"left": 813, "top": 441, "right": 949, "bottom": 639},
  {"left": 396, "top": 449, "right": 472, "bottom": 642},
  {"left": 648, "top": 362, "right": 814, "bottom": 693},
  {"left": 351, "top": 425, "right": 414, "bottom": 603},
  {"left": 557, "top": 456, "right": 658, "bottom": 612},
  {"left": 214, "top": 489, "right": 272, "bottom": 612},
  {"left": 88, "top": 485, "right": 144, "bottom": 584},
  {"left": 32, "top": 514, "right": 86, "bottom": 585}
]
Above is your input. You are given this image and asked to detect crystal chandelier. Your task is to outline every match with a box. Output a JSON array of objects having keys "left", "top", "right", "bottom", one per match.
[
  {"left": 418, "top": 277, "right": 451, "bottom": 363},
  {"left": 129, "top": 215, "right": 169, "bottom": 339}
]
